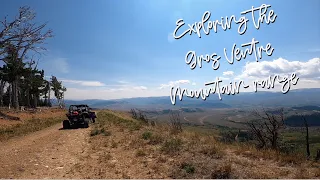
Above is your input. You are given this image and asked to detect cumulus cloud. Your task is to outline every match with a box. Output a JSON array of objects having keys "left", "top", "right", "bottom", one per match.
[
  {"left": 238, "top": 58, "right": 320, "bottom": 79},
  {"left": 223, "top": 71, "right": 234, "bottom": 76},
  {"left": 230, "top": 57, "right": 320, "bottom": 91},
  {"left": 159, "top": 80, "right": 191, "bottom": 89}
]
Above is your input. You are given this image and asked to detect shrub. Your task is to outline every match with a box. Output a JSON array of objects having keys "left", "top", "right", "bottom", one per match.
[
  {"left": 142, "top": 131, "right": 152, "bottom": 140},
  {"left": 90, "top": 129, "right": 100, "bottom": 136},
  {"left": 181, "top": 163, "right": 195, "bottom": 174},
  {"left": 210, "top": 164, "right": 232, "bottom": 179},
  {"left": 149, "top": 134, "right": 164, "bottom": 145},
  {"left": 161, "top": 138, "right": 183, "bottom": 154}
]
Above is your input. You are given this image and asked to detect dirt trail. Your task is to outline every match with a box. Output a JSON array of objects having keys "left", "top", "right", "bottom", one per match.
[{"left": 0, "top": 123, "right": 91, "bottom": 178}]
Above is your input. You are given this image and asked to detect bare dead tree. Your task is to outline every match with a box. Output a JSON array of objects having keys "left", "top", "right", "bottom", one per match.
[
  {"left": 130, "top": 108, "right": 138, "bottom": 119},
  {"left": 130, "top": 108, "right": 148, "bottom": 123},
  {"left": 247, "top": 108, "right": 285, "bottom": 149},
  {"left": 137, "top": 109, "right": 148, "bottom": 124},
  {"left": 169, "top": 110, "right": 182, "bottom": 133}
]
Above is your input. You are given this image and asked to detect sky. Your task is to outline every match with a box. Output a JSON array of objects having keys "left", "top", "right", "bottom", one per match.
[{"left": 1, "top": 0, "right": 320, "bottom": 100}]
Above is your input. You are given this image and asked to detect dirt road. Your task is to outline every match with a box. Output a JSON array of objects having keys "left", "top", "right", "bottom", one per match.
[{"left": 0, "top": 123, "right": 91, "bottom": 178}]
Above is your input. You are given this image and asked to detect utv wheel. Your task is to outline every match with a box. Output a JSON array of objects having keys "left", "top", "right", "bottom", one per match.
[
  {"left": 63, "top": 120, "right": 71, "bottom": 129},
  {"left": 83, "top": 121, "right": 89, "bottom": 128},
  {"left": 83, "top": 118, "right": 90, "bottom": 128}
]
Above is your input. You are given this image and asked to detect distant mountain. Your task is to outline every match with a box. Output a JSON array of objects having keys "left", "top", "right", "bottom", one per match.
[{"left": 63, "top": 88, "right": 320, "bottom": 110}]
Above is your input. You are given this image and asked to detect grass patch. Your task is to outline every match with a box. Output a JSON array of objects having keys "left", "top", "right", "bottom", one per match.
[
  {"left": 97, "top": 111, "right": 142, "bottom": 132},
  {"left": 199, "top": 144, "right": 224, "bottom": 159},
  {"left": 0, "top": 115, "right": 64, "bottom": 141}
]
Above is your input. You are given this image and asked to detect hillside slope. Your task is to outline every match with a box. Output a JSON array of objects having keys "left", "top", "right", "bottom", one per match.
[{"left": 70, "top": 110, "right": 320, "bottom": 179}]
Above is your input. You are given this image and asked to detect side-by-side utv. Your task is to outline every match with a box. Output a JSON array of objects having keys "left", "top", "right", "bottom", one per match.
[{"left": 63, "top": 104, "right": 97, "bottom": 129}]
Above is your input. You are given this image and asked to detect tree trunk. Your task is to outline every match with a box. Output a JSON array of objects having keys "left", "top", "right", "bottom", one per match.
[
  {"left": 0, "top": 81, "right": 5, "bottom": 107},
  {"left": 33, "top": 95, "right": 38, "bottom": 108},
  {"left": 315, "top": 149, "right": 320, "bottom": 161},
  {"left": 9, "top": 84, "right": 12, "bottom": 109},
  {"left": 304, "top": 118, "right": 310, "bottom": 158},
  {"left": 48, "top": 85, "right": 51, "bottom": 107},
  {"left": 26, "top": 89, "right": 30, "bottom": 108},
  {"left": 12, "top": 78, "right": 19, "bottom": 110}
]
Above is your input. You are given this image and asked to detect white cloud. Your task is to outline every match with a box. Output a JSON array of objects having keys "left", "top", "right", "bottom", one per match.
[
  {"left": 223, "top": 71, "right": 234, "bottom": 76},
  {"left": 118, "top": 80, "right": 129, "bottom": 84},
  {"left": 61, "top": 79, "right": 106, "bottom": 87},
  {"left": 159, "top": 80, "right": 191, "bottom": 89},
  {"left": 238, "top": 57, "right": 320, "bottom": 79},
  {"left": 219, "top": 77, "right": 230, "bottom": 81},
  {"left": 133, "top": 86, "right": 147, "bottom": 90},
  {"left": 231, "top": 57, "right": 320, "bottom": 91},
  {"left": 191, "top": 82, "right": 196, "bottom": 86},
  {"left": 64, "top": 87, "right": 166, "bottom": 100}
]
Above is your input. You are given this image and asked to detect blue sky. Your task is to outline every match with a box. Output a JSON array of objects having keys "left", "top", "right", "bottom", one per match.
[{"left": 1, "top": 0, "right": 319, "bottom": 100}]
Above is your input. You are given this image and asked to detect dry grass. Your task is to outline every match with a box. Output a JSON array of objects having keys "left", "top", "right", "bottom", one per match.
[
  {"left": 0, "top": 108, "right": 66, "bottom": 141},
  {"left": 81, "top": 110, "right": 320, "bottom": 179},
  {"left": 232, "top": 143, "right": 306, "bottom": 165}
]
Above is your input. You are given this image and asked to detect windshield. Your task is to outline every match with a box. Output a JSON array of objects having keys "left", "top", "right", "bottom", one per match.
[{"left": 69, "top": 105, "right": 88, "bottom": 112}]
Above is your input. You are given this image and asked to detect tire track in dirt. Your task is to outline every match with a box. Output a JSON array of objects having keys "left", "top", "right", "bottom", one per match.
[{"left": 0, "top": 123, "right": 91, "bottom": 178}]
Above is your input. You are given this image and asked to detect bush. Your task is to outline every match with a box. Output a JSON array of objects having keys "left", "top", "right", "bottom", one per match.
[
  {"left": 90, "top": 128, "right": 109, "bottom": 136},
  {"left": 161, "top": 138, "right": 183, "bottom": 154},
  {"left": 181, "top": 163, "right": 195, "bottom": 174},
  {"left": 210, "top": 164, "right": 232, "bottom": 179},
  {"left": 142, "top": 131, "right": 152, "bottom": 140},
  {"left": 90, "top": 129, "right": 100, "bottom": 136},
  {"left": 149, "top": 134, "right": 164, "bottom": 145}
]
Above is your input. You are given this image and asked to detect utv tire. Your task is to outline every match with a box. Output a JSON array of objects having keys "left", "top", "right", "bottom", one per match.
[
  {"left": 83, "top": 121, "right": 89, "bottom": 128},
  {"left": 63, "top": 120, "right": 71, "bottom": 129},
  {"left": 83, "top": 118, "right": 90, "bottom": 128}
]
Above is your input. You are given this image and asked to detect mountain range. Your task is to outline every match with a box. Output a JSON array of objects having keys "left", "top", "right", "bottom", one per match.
[{"left": 61, "top": 88, "right": 320, "bottom": 110}]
